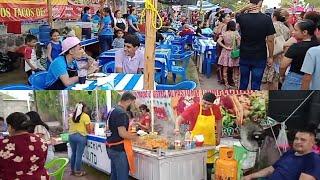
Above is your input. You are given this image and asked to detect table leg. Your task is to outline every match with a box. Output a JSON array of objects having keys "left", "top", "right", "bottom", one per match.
[{"left": 199, "top": 54, "right": 204, "bottom": 74}]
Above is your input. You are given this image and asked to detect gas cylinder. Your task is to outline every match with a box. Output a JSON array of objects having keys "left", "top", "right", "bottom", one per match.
[{"left": 215, "top": 147, "right": 238, "bottom": 180}]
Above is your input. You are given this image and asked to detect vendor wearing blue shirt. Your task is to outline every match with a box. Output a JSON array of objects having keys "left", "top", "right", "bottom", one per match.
[
  {"left": 81, "top": 7, "right": 92, "bottom": 39},
  {"left": 127, "top": 7, "right": 141, "bottom": 40},
  {"left": 98, "top": 7, "right": 114, "bottom": 52},
  {"left": 45, "top": 37, "right": 83, "bottom": 90},
  {"left": 244, "top": 128, "right": 320, "bottom": 180}
]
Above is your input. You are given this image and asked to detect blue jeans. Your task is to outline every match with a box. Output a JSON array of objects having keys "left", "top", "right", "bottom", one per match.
[
  {"left": 281, "top": 72, "right": 303, "bottom": 90},
  {"left": 99, "top": 35, "right": 113, "bottom": 53},
  {"left": 69, "top": 133, "right": 87, "bottom": 172},
  {"left": 239, "top": 58, "right": 267, "bottom": 90},
  {"left": 107, "top": 148, "right": 129, "bottom": 180}
]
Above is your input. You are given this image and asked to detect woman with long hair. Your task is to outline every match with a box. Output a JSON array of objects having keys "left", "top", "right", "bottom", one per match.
[
  {"left": 98, "top": 7, "right": 114, "bottom": 52},
  {"left": 280, "top": 19, "right": 320, "bottom": 90},
  {"left": 136, "top": 104, "right": 151, "bottom": 132},
  {"left": 214, "top": 12, "right": 232, "bottom": 85},
  {"left": 217, "top": 21, "right": 241, "bottom": 89},
  {"left": 69, "top": 102, "right": 91, "bottom": 177},
  {"left": 0, "top": 112, "right": 49, "bottom": 179},
  {"left": 262, "top": 8, "right": 291, "bottom": 90},
  {"left": 26, "top": 111, "right": 54, "bottom": 163}
]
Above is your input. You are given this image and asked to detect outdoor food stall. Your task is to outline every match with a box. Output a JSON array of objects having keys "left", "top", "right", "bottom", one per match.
[
  {"left": 63, "top": 90, "right": 268, "bottom": 179},
  {"left": 68, "top": 132, "right": 214, "bottom": 180}
]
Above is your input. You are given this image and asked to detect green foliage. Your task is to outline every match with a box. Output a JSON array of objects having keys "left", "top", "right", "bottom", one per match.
[
  {"left": 281, "top": 0, "right": 320, "bottom": 8},
  {"left": 35, "top": 91, "right": 62, "bottom": 122}
]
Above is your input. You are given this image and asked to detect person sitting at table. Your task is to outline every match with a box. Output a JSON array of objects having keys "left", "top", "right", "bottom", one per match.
[
  {"left": 0, "top": 112, "right": 49, "bottom": 179},
  {"left": 45, "top": 37, "right": 82, "bottom": 90},
  {"left": 244, "top": 128, "right": 320, "bottom": 180},
  {"left": 115, "top": 34, "right": 145, "bottom": 74},
  {"left": 178, "top": 24, "right": 195, "bottom": 37}
]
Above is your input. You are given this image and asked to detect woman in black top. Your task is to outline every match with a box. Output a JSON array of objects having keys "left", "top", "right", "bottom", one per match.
[{"left": 280, "top": 19, "right": 319, "bottom": 90}]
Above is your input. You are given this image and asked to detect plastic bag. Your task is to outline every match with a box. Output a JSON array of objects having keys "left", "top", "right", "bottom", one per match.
[{"left": 277, "top": 123, "right": 289, "bottom": 152}]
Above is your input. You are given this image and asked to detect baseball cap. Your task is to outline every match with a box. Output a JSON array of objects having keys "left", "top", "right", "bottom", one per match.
[{"left": 60, "top": 36, "right": 81, "bottom": 55}]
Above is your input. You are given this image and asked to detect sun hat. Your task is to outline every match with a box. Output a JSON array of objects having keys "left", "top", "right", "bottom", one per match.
[{"left": 60, "top": 36, "right": 81, "bottom": 55}]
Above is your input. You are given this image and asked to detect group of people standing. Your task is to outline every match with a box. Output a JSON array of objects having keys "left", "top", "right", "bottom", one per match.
[
  {"left": 212, "top": 0, "right": 320, "bottom": 90},
  {"left": 81, "top": 6, "right": 141, "bottom": 52}
]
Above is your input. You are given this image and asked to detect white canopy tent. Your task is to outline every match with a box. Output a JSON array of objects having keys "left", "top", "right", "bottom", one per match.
[{"left": 187, "top": 1, "right": 220, "bottom": 11}]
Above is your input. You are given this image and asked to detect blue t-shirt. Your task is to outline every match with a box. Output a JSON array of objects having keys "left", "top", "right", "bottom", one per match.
[
  {"left": 45, "top": 56, "right": 77, "bottom": 87},
  {"left": 92, "top": 14, "right": 101, "bottom": 22},
  {"left": 49, "top": 41, "right": 62, "bottom": 61},
  {"left": 268, "top": 150, "right": 320, "bottom": 180},
  {"left": 100, "top": 16, "right": 114, "bottom": 36},
  {"left": 82, "top": 13, "right": 90, "bottom": 22},
  {"left": 128, "top": 15, "right": 138, "bottom": 25}
]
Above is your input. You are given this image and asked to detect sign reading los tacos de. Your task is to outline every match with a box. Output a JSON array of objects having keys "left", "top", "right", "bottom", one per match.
[
  {"left": 0, "top": 0, "right": 99, "bottom": 21},
  {"left": 0, "top": 0, "right": 48, "bottom": 21}
]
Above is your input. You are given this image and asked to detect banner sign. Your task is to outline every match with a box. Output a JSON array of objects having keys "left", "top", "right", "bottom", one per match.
[
  {"left": 134, "top": 90, "right": 268, "bottom": 137},
  {"left": 0, "top": 0, "right": 99, "bottom": 21},
  {"left": 0, "top": 3, "right": 48, "bottom": 21}
]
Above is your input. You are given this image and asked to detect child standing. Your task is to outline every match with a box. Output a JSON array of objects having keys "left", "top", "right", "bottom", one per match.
[
  {"left": 24, "top": 34, "right": 44, "bottom": 78},
  {"left": 46, "top": 29, "right": 62, "bottom": 69},
  {"left": 217, "top": 21, "right": 240, "bottom": 89},
  {"left": 112, "top": 30, "right": 125, "bottom": 48}
]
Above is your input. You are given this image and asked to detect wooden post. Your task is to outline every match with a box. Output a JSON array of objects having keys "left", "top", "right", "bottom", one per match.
[
  {"left": 47, "top": 0, "right": 53, "bottom": 27},
  {"left": 144, "top": 0, "right": 157, "bottom": 90},
  {"left": 200, "top": 0, "right": 204, "bottom": 22}
]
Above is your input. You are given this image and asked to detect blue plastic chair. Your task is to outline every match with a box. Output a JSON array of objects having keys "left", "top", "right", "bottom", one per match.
[
  {"left": 28, "top": 71, "right": 48, "bottom": 90},
  {"left": 156, "top": 80, "right": 197, "bottom": 90},
  {"left": 155, "top": 60, "right": 167, "bottom": 84},
  {"left": 168, "top": 51, "right": 193, "bottom": 82},
  {"left": 0, "top": 84, "right": 34, "bottom": 90},
  {"left": 29, "top": 28, "right": 39, "bottom": 36},
  {"left": 203, "top": 48, "right": 217, "bottom": 78},
  {"left": 102, "top": 61, "right": 115, "bottom": 73}
]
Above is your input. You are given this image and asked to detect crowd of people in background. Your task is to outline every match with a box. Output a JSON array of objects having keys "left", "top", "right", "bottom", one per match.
[{"left": 2, "top": 1, "right": 320, "bottom": 90}]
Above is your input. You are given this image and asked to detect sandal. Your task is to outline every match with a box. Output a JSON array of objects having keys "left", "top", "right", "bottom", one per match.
[{"left": 74, "top": 171, "right": 87, "bottom": 177}]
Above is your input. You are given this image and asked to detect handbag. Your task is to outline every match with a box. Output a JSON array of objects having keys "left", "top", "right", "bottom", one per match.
[
  {"left": 273, "top": 35, "right": 285, "bottom": 56},
  {"left": 231, "top": 33, "right": 240, "bottom": 59}
]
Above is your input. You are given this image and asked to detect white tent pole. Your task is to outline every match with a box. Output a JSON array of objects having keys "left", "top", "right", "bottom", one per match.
[
  {"left": 106, "top": 90, "right": 112, "bottom": 112},
  {"left": 151, "top": 91, "right": 154, "bottom": 132},
  {"left": 95, "top": 91, "right": 99, "bottom": 121}
]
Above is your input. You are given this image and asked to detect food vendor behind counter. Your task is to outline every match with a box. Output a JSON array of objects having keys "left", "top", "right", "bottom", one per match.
[
  {"left": 174, "top": 92, "right": 222, "bottom": 180},
  {"left": 105, "top": 92, "right": 140, "bottom": 180},
  {"left": 135, "top": 104, "right": 151, "bottom": 132}
]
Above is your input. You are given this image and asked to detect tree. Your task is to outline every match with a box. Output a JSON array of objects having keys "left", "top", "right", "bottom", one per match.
[{"left": 281, "top": 0, "right": 320, "bottom": 8}]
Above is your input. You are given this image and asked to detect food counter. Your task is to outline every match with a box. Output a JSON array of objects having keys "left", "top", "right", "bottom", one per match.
[{"left": 67, "top": 134, "right": 214, "bottom": 180}]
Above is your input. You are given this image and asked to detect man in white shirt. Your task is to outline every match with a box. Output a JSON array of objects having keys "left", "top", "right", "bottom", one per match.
[{"left": 115, "top": 35, "right": 145, "bottom": 74}]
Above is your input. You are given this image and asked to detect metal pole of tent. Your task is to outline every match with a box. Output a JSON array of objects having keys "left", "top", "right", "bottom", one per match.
[{"left": 151, "top": 90, "right": 154, "bottom": 132}]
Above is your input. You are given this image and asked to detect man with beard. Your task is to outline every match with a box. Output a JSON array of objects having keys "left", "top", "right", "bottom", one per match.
[{"left": 105, "top": 92, "right": 139, "bottom": 180}]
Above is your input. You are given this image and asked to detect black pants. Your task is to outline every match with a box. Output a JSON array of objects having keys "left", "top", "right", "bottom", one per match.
[{"left": 207, "top": 163, "right": 214, "bottom": 180}]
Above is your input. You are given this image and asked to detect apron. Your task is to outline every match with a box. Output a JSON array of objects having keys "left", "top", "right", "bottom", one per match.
[
  {"left": 46, "top": 56, "right": 78, "bottom": 90},
  {"left": 116, "top": 18, "right": 126, "bottom": 31},
  {"left": 105, "top": 108, "right": 136, "bottom": 174},
  {"left": 191, "top": 104, "right": 216, "bottom": 164},
  {"left": 106, "top": 140, "right": 136, "bottom": 174}
]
